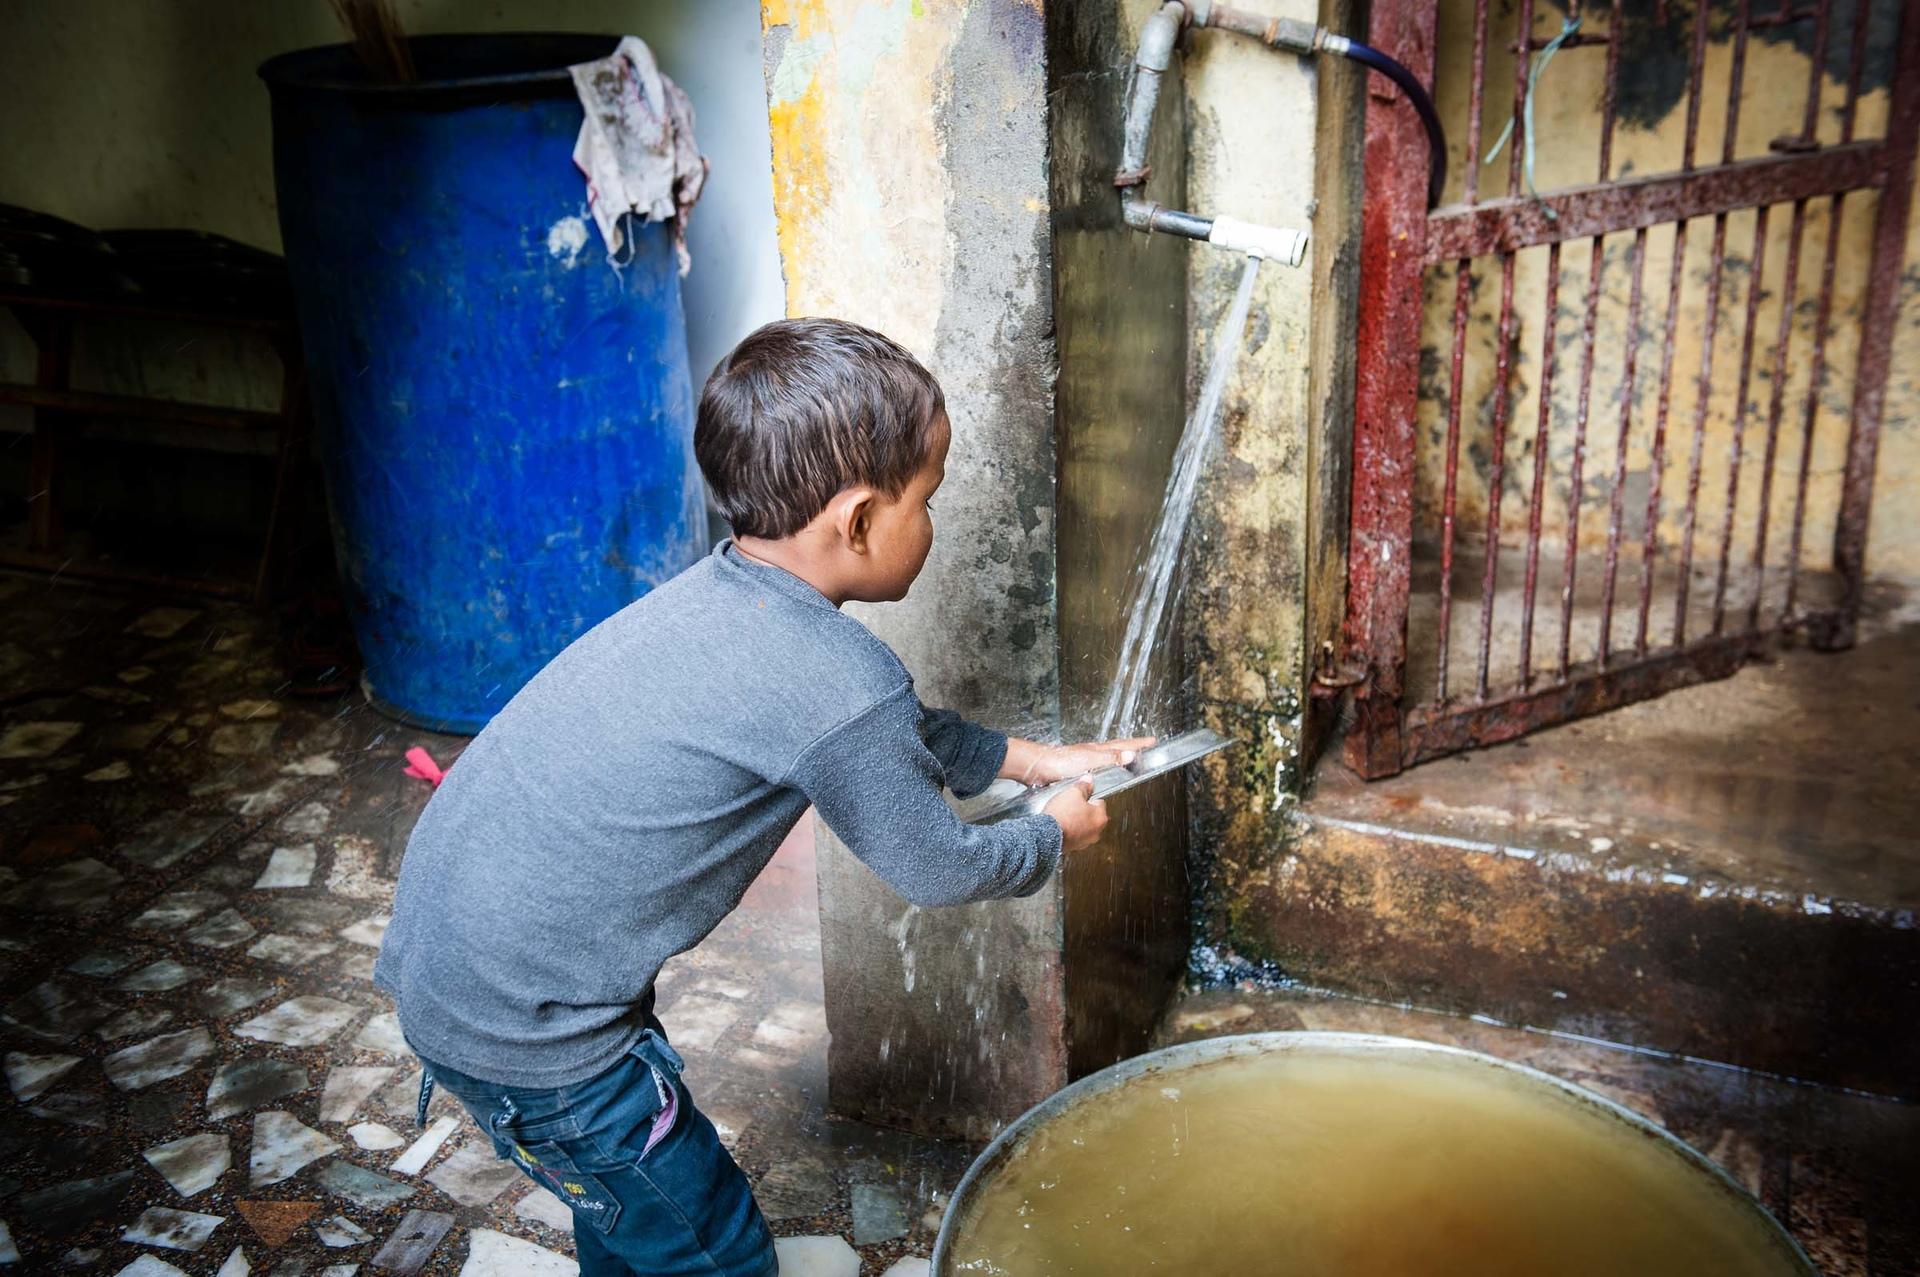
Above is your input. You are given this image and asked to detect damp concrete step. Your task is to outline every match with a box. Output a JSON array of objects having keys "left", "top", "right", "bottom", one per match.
[{"left": 1236, "top": 626, "right": 1920, "bottom": 1097}]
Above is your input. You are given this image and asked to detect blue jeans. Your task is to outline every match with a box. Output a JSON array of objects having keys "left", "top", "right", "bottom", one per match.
[{"left": 417, "top": 1029, "right": 776, "bottom": 1276}]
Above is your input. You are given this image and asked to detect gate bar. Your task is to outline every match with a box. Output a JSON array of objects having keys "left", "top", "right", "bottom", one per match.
[
  {"left": 1555, "top": 0, "right": 1624, "bottom": 682},
  {"left": 1674, "top": 0, "right": 1753, "bottom": 645},
  {"left": 1425, "top": 142, "right": 1885, "bottom": 261},
  {"left": 1786, "top": 0, "right": 1873, "bottom": 617},
  {"left": 1476, "top": 0, "right": 1537, "bottom": 699},
  {"left": 1518, "top": 241, "right": 1560, "bottom": 688},
  {"left": 1711, "top": 204, "right": 1772, "bottom": 634},
  {"left": 1402, "top": 617, "right": 1836, "bottom": 761},
  {"left": 1749, "top": 198, "right": 1809, "bottom": 631},
  {"left": 1341, "top": 0, "right": 1437, "bottom": 778},
  {"left": 1597, "top": 227, "right": 1648, "bottom": 668},
  {"left": 1832, "top": 0, "right": 1920, "bottom": 643},
  {"left": 1436, "top": 0, "right": 1499, "bottom": 701},
  {"left": 1635, "top": 0, "right": 1714, "bottom": 656}
]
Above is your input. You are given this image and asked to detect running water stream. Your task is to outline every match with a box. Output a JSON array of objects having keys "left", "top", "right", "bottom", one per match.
[{"left": 1100, "top": 254, "right": 1264, "bottom": 739}]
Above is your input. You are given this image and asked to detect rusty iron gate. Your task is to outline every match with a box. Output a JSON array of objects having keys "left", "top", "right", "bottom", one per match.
[{"left": 1338, "top": 0, "right": 1920, "bottom": 778}]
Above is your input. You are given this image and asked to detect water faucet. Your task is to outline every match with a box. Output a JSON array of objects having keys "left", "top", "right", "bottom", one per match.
[{"left": 1117, "top": 0, "right": 1449, "bottom": 260}]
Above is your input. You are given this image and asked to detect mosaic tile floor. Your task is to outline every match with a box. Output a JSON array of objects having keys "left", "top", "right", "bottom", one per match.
[
  {"left": 0, "top": 576, "right": 952, "bottom": 1276},
  {"left": 1, "top": 571, "right": 1910, "bottom": 1275}
]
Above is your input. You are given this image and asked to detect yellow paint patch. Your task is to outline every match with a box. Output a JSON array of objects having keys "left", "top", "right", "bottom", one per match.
[
  {"left": 760, "top": 0, "right": 969, "bottom": 347},
  {"left": 764, "top": 0, "right": 829, "bottom": 39},
  {"left": 766, "top": 76, "right": 831, "bottom": 302}
]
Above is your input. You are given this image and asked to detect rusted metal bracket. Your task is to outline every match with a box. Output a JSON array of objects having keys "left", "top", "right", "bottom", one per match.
[{"left": 1309, "top": 640, "right": 1369, "bottom": 699}]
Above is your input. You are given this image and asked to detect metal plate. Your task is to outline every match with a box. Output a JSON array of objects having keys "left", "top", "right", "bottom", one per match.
[{"left": 957, "top": 729, "right": 1235, "bottom": 825}]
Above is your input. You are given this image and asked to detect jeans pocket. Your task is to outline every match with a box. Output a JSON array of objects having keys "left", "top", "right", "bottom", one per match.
[
  {"left": 629, "top": 1034, "right": 683, "bottom": 1160},
  {"left": 504, "top": 1139, "right": 624, "bottom": 1234}
]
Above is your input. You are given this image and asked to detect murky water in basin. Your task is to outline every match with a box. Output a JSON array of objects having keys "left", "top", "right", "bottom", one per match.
[{"left": 945, "top": 1044, "right": 1805, "bottom": 1276}]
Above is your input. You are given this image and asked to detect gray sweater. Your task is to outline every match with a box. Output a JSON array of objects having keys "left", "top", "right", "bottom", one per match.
[{"left": 373, "top": 541, "right": 1062, "bottom": 1087}]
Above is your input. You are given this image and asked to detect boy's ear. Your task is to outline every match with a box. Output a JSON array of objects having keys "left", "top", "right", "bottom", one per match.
[{"left": 833, "top": 487, "right": 879, "bottom": 554}]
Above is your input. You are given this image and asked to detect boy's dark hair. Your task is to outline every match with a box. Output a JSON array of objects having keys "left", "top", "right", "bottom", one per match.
[{"left": 695, "top": 318, "right": 946, "bottom": 539}]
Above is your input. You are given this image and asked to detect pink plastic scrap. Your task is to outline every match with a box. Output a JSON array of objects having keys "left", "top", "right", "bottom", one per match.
[{"left": 403, "top": 747, "right": 446, "bottom": 788}]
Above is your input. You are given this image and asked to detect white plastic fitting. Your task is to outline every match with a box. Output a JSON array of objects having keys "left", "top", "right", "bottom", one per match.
[{"left": 1206, "top": 216, "right": 1310, "bottom": 266}]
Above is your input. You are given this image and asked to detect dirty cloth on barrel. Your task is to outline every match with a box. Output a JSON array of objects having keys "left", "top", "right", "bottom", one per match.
[{"left": 569, "top": 36, "right": 708, "bottom": 271}]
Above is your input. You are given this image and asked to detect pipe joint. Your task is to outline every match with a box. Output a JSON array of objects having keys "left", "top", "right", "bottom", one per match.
[
  {"left": 1124, "top": 0, "right": 1450, "bottom": 212},
  {"left": 1199, "top": 3, "right": 1320, "bottom": 53},
  {"left": 1134, "top": 2, "right": 1187, "bottom": 73}
]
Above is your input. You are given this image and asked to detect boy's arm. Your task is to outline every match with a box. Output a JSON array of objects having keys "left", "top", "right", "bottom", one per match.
[
  {"left": 798, "top": 690, "right": 1062, "bottom": 906},
  {"left": 919, "top": 700, "right": 1154, "bottom": 795},
  {"left": 916, "top": 703, "right": 1008, "bottom": 799}
]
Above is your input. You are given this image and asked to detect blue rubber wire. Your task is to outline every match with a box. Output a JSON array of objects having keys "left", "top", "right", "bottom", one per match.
[{"left": 1484, "top": 16, "right": 1582, "bottom": 220}]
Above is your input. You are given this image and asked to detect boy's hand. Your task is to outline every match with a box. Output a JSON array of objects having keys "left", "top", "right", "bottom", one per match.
[
  {"left": 1044, "top": 777, "right": 1108, "bottom": 852},
  {"left": 1006, "top": 737, "right": 1157, "bottom": 787}
]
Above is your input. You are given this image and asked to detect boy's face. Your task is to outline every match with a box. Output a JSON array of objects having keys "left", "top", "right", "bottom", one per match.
[{"left": 856, "top": 412, "right": 950, "bottom": 603}]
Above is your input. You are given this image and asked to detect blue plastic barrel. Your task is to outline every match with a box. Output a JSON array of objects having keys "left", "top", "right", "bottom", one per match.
[{"left": 261, "top": 35, "right": 705, "bottom": 733}]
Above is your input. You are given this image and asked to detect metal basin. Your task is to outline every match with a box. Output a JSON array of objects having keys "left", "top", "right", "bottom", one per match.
[{"left": 933, "top": 1032, "right": 1813, "bottom": 1275}]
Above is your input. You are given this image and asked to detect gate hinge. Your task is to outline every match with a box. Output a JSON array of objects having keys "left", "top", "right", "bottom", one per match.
[{"left": 1310, "top": 640, "right": 1369, "bottom": 698}]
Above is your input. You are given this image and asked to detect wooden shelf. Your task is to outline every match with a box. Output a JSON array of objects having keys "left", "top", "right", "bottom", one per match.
[
  {"left": 0, "top": 383, "right": 282, "bottom": 432},
  {"left": 0, "top": 546, "right": 254, "bottom": 600},
  {"left": 2, "top": 281, "right": 308, "bottom": 603},
  {"left": 0, "top": 289, "right": 290, "bottom": 333}
]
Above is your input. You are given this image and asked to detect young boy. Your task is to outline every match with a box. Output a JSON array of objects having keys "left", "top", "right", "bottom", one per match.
[{"left": 374, "top": 318, "right": 1147, "bottom": 1276}]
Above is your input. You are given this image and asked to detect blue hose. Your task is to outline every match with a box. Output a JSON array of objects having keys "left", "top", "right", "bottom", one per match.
[{"left": 1332, "top": 39, "right": 1449, "bottom": 209}]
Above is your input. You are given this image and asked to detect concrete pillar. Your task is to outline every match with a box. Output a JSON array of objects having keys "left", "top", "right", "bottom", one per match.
[
  {"left": 1179, "top": 0, "right": 1366, "bottom": 972},
  {"left": 763, "top": 0, "right": 1066, "bottom": 1141},
  {"left": 760, "top": 0, "right": 1357, "bottom": 1138}
]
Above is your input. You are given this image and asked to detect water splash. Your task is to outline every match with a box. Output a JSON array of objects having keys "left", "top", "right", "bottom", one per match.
[{"left": 1100, "top": 255, "right": 1264, "bottom": 740}]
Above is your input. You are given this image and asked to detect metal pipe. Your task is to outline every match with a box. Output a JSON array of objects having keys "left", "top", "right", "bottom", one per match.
[
  {"left": 1117, "top": 1, "right": 1449, "bottom": 251},
  {"left": 1115, "top": 0, "right": 1361, "bottom": 263},
  {"left": 1116, "top": 1, "right": 1186, "bottom": 236},
  {"left": 1206, "top": 1, "right": 1323, "bottom": 52}
]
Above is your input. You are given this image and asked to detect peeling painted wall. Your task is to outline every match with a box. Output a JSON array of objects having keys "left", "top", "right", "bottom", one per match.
[
  {"left": 1414, "top": 0, "right": 1920, "bottom": 589},
  {"left": 770, "top": 0, "right": 1218, "bottom": 1132},
  {"left": 762, "top": 0, "right": 1069, "bottom": 1139},
  {"left": 766, "top": 0, "right": 1058, "bottom": 726}
]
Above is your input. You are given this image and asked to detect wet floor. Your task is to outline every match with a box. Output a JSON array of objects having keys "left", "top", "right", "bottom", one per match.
[
  {"left": 0, "top": 574, "right": 946, "bottom": 1276},
  {"left": 1318, "top": 593, "right": 1920, "bottom": 911},
  {"left": 0, "top": 570, "right": 1910, "bottom": 1274}
]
